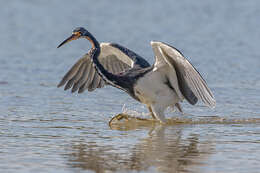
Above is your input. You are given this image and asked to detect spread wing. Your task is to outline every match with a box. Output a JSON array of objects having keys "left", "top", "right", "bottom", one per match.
[
  {"left": 151, "top": 41, "right": 216, "bottom": 108},
  {"left": 57, "top": 42, "right": 150, "bottom": 93}
]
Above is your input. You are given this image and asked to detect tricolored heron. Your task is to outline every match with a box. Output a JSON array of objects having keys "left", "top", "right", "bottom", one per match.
[{"left": 57, "top": 27, "right": 216, "bottom": 123}]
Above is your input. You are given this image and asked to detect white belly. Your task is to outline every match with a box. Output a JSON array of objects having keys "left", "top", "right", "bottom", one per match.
[{"left": 134, "top": 69, "right": 179, "bottom": 108}]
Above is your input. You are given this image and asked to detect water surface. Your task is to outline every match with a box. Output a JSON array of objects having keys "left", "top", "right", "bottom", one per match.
[{"left": 0, "top": 0, "right": 260, "bottom": 173}]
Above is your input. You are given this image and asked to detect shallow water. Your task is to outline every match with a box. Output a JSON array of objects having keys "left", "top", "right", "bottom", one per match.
[{"left": 1, "top": 0, "right": 260, "bottom": 173}]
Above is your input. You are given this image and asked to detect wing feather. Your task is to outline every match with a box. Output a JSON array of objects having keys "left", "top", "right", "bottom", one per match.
[
  {"left": 151, "top": 41, "right": 216, "bottom": 107},
  {"left": 58, "top": 42, "right": 146, "bottom": 93},
  {"left": 97, "top": 79, "right": 105, "bottom": 88},
  {"left": 115, "top": 61, "right": 123, "bottom": 74},
  {"left": 64, "top": 62, "right": 86, "bottom": 90},
  {"left": 88, "top": 72, "right": 101, "bottom": 91},
  {"left": 57, "top": 57, "right": 85, "bottom": 87},
  {"left": 71, "top": 60, "right": 92, "bottom": 93},
  {"left": 84, "top": 64, "right": 96, "bottom": 89}
]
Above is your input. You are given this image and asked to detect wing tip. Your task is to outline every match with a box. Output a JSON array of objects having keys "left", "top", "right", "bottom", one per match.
[
  {"left": 206, "top": 98, "right": 216, "bottom": 108},
  {"left": 57, "top": 81, "right": 64, "bottom": 88},
  {"left": 71, "top": 87, "right": 77, "bottom": 93}
]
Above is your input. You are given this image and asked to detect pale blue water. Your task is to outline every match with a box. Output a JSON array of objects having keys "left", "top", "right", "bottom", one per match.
[{"left": 0, "top": 0, "right": 260, "bottom": 173}]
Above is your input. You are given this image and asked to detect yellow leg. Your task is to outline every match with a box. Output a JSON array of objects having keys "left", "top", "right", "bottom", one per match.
[{"left": 148, "top": 106, "right": 156, "bottom": 119}]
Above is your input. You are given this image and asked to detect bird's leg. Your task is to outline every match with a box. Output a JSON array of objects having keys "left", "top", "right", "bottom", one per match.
[
  {"left": 175, "top": 103, "right": 183, "bottom": 113},
  {"left": 148, "top": 106, "right": 156, "bottom": 119},
  {"left": 150, "top": 104, "right": 167, "bottom": 124}
]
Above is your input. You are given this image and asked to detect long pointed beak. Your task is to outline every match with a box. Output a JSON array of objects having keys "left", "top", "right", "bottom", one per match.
[{"left": 57, "top": 33, "right": 80, "bottom": 48}]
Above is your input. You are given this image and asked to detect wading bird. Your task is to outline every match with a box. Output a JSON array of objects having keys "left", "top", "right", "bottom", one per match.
[{"left": 57, "top": 27, "right": 216, "bottom": 123}]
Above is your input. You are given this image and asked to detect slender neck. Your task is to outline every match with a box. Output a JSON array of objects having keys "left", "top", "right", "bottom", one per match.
[{"left": 83, "top": 33, "right": 100, "bottom": 49}]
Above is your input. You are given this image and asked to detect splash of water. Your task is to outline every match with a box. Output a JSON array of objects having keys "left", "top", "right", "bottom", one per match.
[{"left": 109, "top": 112, "right": 260, "bottom": 130}]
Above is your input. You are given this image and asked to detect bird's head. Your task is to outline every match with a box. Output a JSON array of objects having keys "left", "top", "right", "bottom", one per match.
[{"left": 57, "top": 27, "right": 92, "bottom": 48}]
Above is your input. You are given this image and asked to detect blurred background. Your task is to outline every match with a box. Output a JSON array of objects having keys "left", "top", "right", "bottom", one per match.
[{"left": 0, "top": 0, "right": 259, "bottom": 173}]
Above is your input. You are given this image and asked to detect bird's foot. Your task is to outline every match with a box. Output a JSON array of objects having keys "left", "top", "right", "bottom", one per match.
[
  {"left": 109, "top": 114, "right": 129, "bottom": 126},
  {"left": 109, "top": 113, "right": 156, "bottom": 127},
  {"left": 110, "top": 113, "right": 129, "bottom": 122}
]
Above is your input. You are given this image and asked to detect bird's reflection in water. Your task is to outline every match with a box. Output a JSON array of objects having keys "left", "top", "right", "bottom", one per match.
[{"left": 66, "top": 125, "right": 213, "bottom": 173}]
